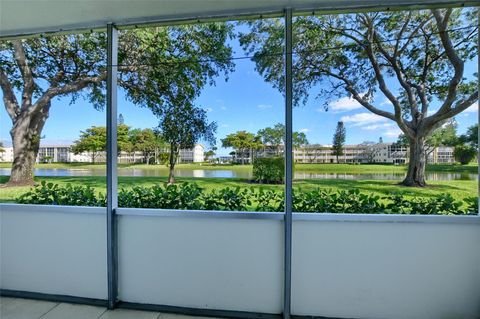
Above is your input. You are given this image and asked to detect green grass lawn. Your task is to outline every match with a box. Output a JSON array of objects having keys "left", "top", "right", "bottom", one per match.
[{"left": 0, "top": 175, "right": 476, "bottom": 205}]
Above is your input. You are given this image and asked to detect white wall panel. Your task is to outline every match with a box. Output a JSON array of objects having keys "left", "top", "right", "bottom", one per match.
[
  {"left": 292, "top": 220, "right": 480, "bottom": 319},
  {"left": 0, "top": 205, "right": 107, "bottom": 300},
  {"left": 118, "top": 214, "right": 284, "bottom": 314}
]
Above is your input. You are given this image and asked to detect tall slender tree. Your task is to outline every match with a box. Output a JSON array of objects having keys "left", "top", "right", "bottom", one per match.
[
  {"left": 118, "top": 113, "right": 125, "bottom": 125},
  {"left": 158, "top": 102, "right": 217, "bottom": 184},
  {"left": 332, "top": 121, "right": 346, "bottom": 163}
]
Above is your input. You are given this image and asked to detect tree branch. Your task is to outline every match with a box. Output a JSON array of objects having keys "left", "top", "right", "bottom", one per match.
[
  {"left": 396, "top": 18, "right": 432, "bottom": 57},
  {"left": 321, "top": 70, "right": 411, "bottom": 131},
  {"left": 358, "top": 21, "right": 412, "bottom": 136},
  {"left": 394, "top": 12, "right": 412, "bottom": 55},
  {"left": 426, "top": 92, "right": 478, "bottom": 126},
  {"left": 432, "top": 9, "right": 465, "bottom": 114},
  {"left": 371, "top": 28, "right": 419, "bottom": 117},
  {"left": 12, "top": 40, "right": 36, "bottom": 110},
  {"left": 30, "top": 73, "right": 107, "bottom": 115},
  {"left": 0, "top": 66, "right": 20, "bottom": 122}
]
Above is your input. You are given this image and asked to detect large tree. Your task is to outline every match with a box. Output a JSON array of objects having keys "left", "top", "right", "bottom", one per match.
[
  {"left": 257, "top": 123, "right": 309, "bottom": 154},
  {"left": 71, "top": 126, "right": 107, "bottom": 164},
  {"left": 257, "top": 124, "right": 284, "bottom": 155},
  {"left": 293, "top": 132, "right": 309, "bottom": 148},
  {"left": 0, "top": 22, "right": 233, "bottom": 185},
  {"left": 159, "top": 102, "right": 217, "bottom": 184},
  {"left": 71, "top": 124, "right": 131, "bottom": 163},
  {"left": 129, "top": 128, "right": 166, "bottom": 164},
  {"left": 459, "top": 124, "right": 478, "bottom": 148},
  {"left": 221, "top": 131, "right": 262, "bottom": 164},
  {"left": 240, "top": 7, "right": 478, "bottom": 186}
]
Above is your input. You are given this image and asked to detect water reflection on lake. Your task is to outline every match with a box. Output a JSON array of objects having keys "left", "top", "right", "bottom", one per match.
[
  {"left": 0, "top": 168, "right": 476, "bottom": 181},
  {"left": 293, "top": 171, "right": 477, "bottom": 181}
]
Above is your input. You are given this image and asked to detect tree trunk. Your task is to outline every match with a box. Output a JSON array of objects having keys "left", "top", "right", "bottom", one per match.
[
  {"left": 8, "top": 109, "right": 48, "bottom": 186},
  {"left": 168, "top": 144, "right": 177, "bottom": 184},
  {"left": 401, "top": 137, "right": 427, "bottom": 187}
]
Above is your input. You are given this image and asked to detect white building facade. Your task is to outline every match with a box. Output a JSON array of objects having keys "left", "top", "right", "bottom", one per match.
[
  {"left": 294, "top": 143, "right": 455, "bottom": 164},
  {"left": 0, "top": 143, "right": 455, "bottom": 165},
  {"left": 0, "top": 144, "right": 205, "bottom": 164},
  {"left": 0, "top": 147, "right": 14, "bottom": 162}
]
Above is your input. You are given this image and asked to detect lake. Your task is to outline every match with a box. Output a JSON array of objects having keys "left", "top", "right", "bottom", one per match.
[{"left": 0, "top": 168, "right": 477, "bottom": 181}]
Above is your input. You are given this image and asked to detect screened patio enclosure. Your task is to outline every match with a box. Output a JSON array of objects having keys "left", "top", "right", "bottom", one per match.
[{"left": 1, "top": 1, "right": 480, "bottom": 319}]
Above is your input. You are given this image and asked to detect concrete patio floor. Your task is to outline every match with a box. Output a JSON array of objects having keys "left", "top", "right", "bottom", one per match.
[{"left": 0, "top": 297, "right": 217, "bottom": 319}]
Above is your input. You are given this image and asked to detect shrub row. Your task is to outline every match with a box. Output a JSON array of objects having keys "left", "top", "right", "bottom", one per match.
[{"left": 16, "top": 181, "right": 478, "bottom": 215}]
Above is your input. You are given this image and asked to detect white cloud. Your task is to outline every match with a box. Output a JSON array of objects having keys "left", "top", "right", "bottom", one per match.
[
  {"left": 361, "top": 123, "right": 394, "bottom": 131},
  {"left": 220, "top": 106, "right": 227, "bottom": 110},
  {"left": 464, "top": 102, "right": 478, "bottom": 113},
  {"left": 220, "top": 124, "right": 229, "bottom": 128},
  {"left": 340, "top": 112, "right": 387, "bottom": 126},
  {"left": 384, "top": 127, "right": 402, "bottom": 138},
  {"left": 380, "top": 98, "right": 393, "bottom": 106},
  {"left": 299, "top": 128, "right": 310, "bottom": 133},
  {"left": 327, "top": 96, "right": 363, "bottom": 112},
  {"left": 205, "top": 107, "right": 213, "bottom": 113},
  {"left": 257, "top": 104, "right": 273, "bottom": 109}
]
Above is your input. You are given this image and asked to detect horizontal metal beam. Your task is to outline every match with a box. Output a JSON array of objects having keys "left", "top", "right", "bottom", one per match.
[
  {"left": 292, "top": 213, "right": 480, "bottom": 224},
  {"left": 117, "top": 301, "right": 282, "bottom": 319},
  {"left": 1, "top": 204, "right": 479, "bottom": 224},
  {"left": 0, "top": 203, "right": 106, "bottom": 215},
  {"left": 0, "top": 289, "right": 108, "bottom": 307},
  {"left": 116, "top": 208, "right": 285, "bottom": 219}
]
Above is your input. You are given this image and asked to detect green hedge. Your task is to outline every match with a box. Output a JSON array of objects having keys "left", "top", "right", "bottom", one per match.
[
  {"left": 253, "top": 157, "right": 284, "bottom": 183},
  {"left": 16, "top": 181, "right": 477, "bottom": 215}
]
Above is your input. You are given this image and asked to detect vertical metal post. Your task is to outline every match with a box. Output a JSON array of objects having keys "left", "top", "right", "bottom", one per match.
[
  {"left": 284, "top": 8, "right": 293, "bottom": 319},
  {"left": 106, "top": 23, "right": 118, "bottom": 309}
]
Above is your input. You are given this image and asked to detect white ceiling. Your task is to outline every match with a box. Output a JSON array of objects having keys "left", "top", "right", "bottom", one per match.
[{"left": 0, "top": 0, "right": 472, "bottom": 38}]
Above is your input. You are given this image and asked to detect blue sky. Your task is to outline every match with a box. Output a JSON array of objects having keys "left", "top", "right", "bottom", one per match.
[{"left": 1, "top": 29, "right": 478, "bottom": 156}]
